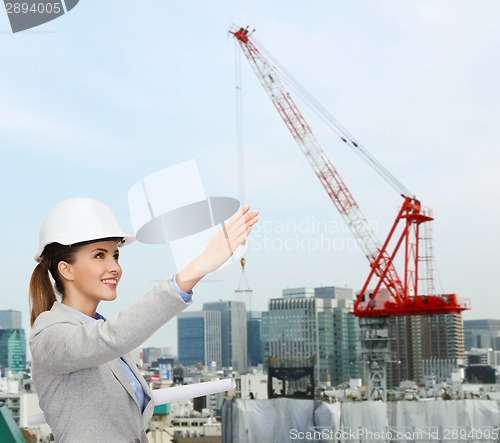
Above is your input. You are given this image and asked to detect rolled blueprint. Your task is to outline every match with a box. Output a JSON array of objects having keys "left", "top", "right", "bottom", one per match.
[
  {"left": 153, "top": 377, "right": 235, "bottom": 405},
  {"left": 27, "top": 378, "right": 235, "bottom": 426}
]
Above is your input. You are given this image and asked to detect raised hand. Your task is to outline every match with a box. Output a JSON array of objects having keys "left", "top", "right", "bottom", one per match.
[{"left": 176, "top": 205, "right": 259, "bottom": 292}]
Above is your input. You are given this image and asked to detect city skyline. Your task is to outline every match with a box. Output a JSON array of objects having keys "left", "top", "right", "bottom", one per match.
[
  {"left": 1, "top": 1, "right": 499, "bottom": 356},
  {"left": 0, "top": 310, "right": 26, "bottom": 374},
  {"left": 2, "top": 298, "right": 499, "bottom": 390},
  {"left": 6, "top": 281, "right": 500, "bottom": 360}
]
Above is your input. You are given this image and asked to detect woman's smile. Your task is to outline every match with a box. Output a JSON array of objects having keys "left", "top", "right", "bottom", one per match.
[{"left": 102, "top": 277, "right": 119, "bottom": 288}]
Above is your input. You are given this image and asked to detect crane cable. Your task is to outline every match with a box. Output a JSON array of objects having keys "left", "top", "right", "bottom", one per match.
[
  {"left": 234, "top": 39, "right": 246, "bottom": 207},
  {"left": 234, "top": 38, "right": 250, "bottom": 295},
  {"left": 252, "top": 36, "right": 414, "bottom": 198},
  {"left": 234, "top": 45, "right": 253, "bottom": 311}
]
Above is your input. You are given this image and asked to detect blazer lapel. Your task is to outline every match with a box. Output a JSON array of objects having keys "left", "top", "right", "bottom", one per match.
[
  {"left": 120, "top": 353, "right": 153, "bottom": 402},
  {"left": 120, "top": 353, "right": 155, "bottom": 425},
  {"left": 108, "top": 358, "right": 141, "bottom": 410}
]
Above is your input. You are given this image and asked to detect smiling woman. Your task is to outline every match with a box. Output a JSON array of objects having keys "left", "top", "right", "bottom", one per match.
[
  {"left": 28, "top": 197, "right": 258, "bottom": 443},
  {"left": 29, "top": 240, "right": 126, "bottom": 322},
  {"left": 57, "top": 240, "right": 124, "bottom": 316}
]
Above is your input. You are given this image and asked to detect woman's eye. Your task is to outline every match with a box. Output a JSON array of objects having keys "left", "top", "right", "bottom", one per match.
[
  {"left": 95, "top": 253, "right": 104, "bottom": 259},
  {"left": 114, "top": 254, "right": 120, "bottom": 261}
]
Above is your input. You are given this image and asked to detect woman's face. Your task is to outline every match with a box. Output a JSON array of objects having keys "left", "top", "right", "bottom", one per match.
[{"left": 62, "top": 240, "right": 122, "bottom": 303}]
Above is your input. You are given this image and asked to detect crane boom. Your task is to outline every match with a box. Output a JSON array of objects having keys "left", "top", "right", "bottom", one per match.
[
  {"left": 232, "top": 27, "right": 405, "bottom": 306},
  {"left": 231, "top": 27, "right": 468, "bottom": 317},
  {"left": 253, "top": 37, "right": 414, "bottom": 198}
]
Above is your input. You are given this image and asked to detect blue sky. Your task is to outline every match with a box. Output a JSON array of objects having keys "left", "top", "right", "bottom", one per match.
[{"left": 1, "top": 1, "right": 499, "bottom": 355}]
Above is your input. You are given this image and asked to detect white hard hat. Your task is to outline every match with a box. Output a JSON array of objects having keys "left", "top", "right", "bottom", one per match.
[{"left": 35, "top": 198, "right": 135, "bottom": 262}]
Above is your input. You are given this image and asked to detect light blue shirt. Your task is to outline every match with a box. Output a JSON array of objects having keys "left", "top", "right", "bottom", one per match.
[
  {"left": 171, "top": 274, "right": 193, "bottom": 302},
  {"left": 64, "top": 274, "right": 192, "bottom": 413}
]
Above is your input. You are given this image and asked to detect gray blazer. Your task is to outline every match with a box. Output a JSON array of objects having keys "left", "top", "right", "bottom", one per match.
[{"left": 29, "top": 277, "right": 191, "bottom": 443}]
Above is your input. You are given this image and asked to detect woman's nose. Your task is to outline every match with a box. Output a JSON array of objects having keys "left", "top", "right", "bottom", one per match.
[{"left": 107, "top": 258, "right": 120, "bottom": 273}]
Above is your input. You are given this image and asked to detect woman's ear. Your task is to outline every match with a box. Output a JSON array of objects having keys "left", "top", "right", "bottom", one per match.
[{"left": 58, "top": 261, "right": 75, "bottom": 282}]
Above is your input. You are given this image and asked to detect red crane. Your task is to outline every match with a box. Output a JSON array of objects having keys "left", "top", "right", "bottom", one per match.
[{"left": 231, "top": 26, "right": 469, "bottom": 318}]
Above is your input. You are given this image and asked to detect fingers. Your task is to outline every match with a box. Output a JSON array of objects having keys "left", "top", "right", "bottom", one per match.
[
  {"left": 222, "top": 206, "right": 259, "bottom": 252},
  {"left": 225, "top": 205, "right": 251, "bottom": 229},
  {"left": 228, "top": 210, "right": 258, "bottom": 237},
  {"left": 244, "top": 209, "right": 259, "bottom": 224},
  {"left": 224, "top": 206, "right": 258, "bottom": 234},
  {"left": 247, "top": 210, "right": 259, "bottom": 224}
]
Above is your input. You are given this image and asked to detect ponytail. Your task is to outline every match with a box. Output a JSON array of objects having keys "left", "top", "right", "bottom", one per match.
[
  {"left": 29, "top": 260, "right": 57, "bottom": 327},
  {"left": 29, "top": 243, "right": 80, "bottom": 327}
]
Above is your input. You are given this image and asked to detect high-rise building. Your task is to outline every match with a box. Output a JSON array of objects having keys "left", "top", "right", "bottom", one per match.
[
  {"left": 388, "top": 314, "right": 464, "bottom": 387},
  {"left": 0, "top": 310, "right": 26, "bottom": 374},
  {"left": 203, "top": 301, "right": 247, "bottom": 373},
  {"left": 0, "top": 329, "right": 26, "bottom": 373},
  {"left": 0, "top": 310, "right": 22, "bottom": 329},
  {"left": 315, "top": 286, "right": 361, "bottom": 383},
  {"left": 424, "top": 314, "right": 464, "bottom": 360},
  {"left": 266, "top": 295, "right": 319, "bottom": 384},
  {"left": 332, "top": 299, "right": 362, "bottom": 382},
  {"left": 265, "top": 286, "right": 360, "bottom": 387},
  {"left": 177, "top": 311, "right": 221, "bottom": 368},
  {"left": 389, "top": 316, "right": 423, "bottom": 387},
  {"left": 463, "top": 319, "right": 500, "bottom": 351},
  {"left": 247, "top": 311, "right": 263, "bottom": 367}
]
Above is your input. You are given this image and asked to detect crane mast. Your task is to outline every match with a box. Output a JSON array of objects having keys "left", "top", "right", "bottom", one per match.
[{"left": 231, "top": 27, "right": 468, "bottom": 318}]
